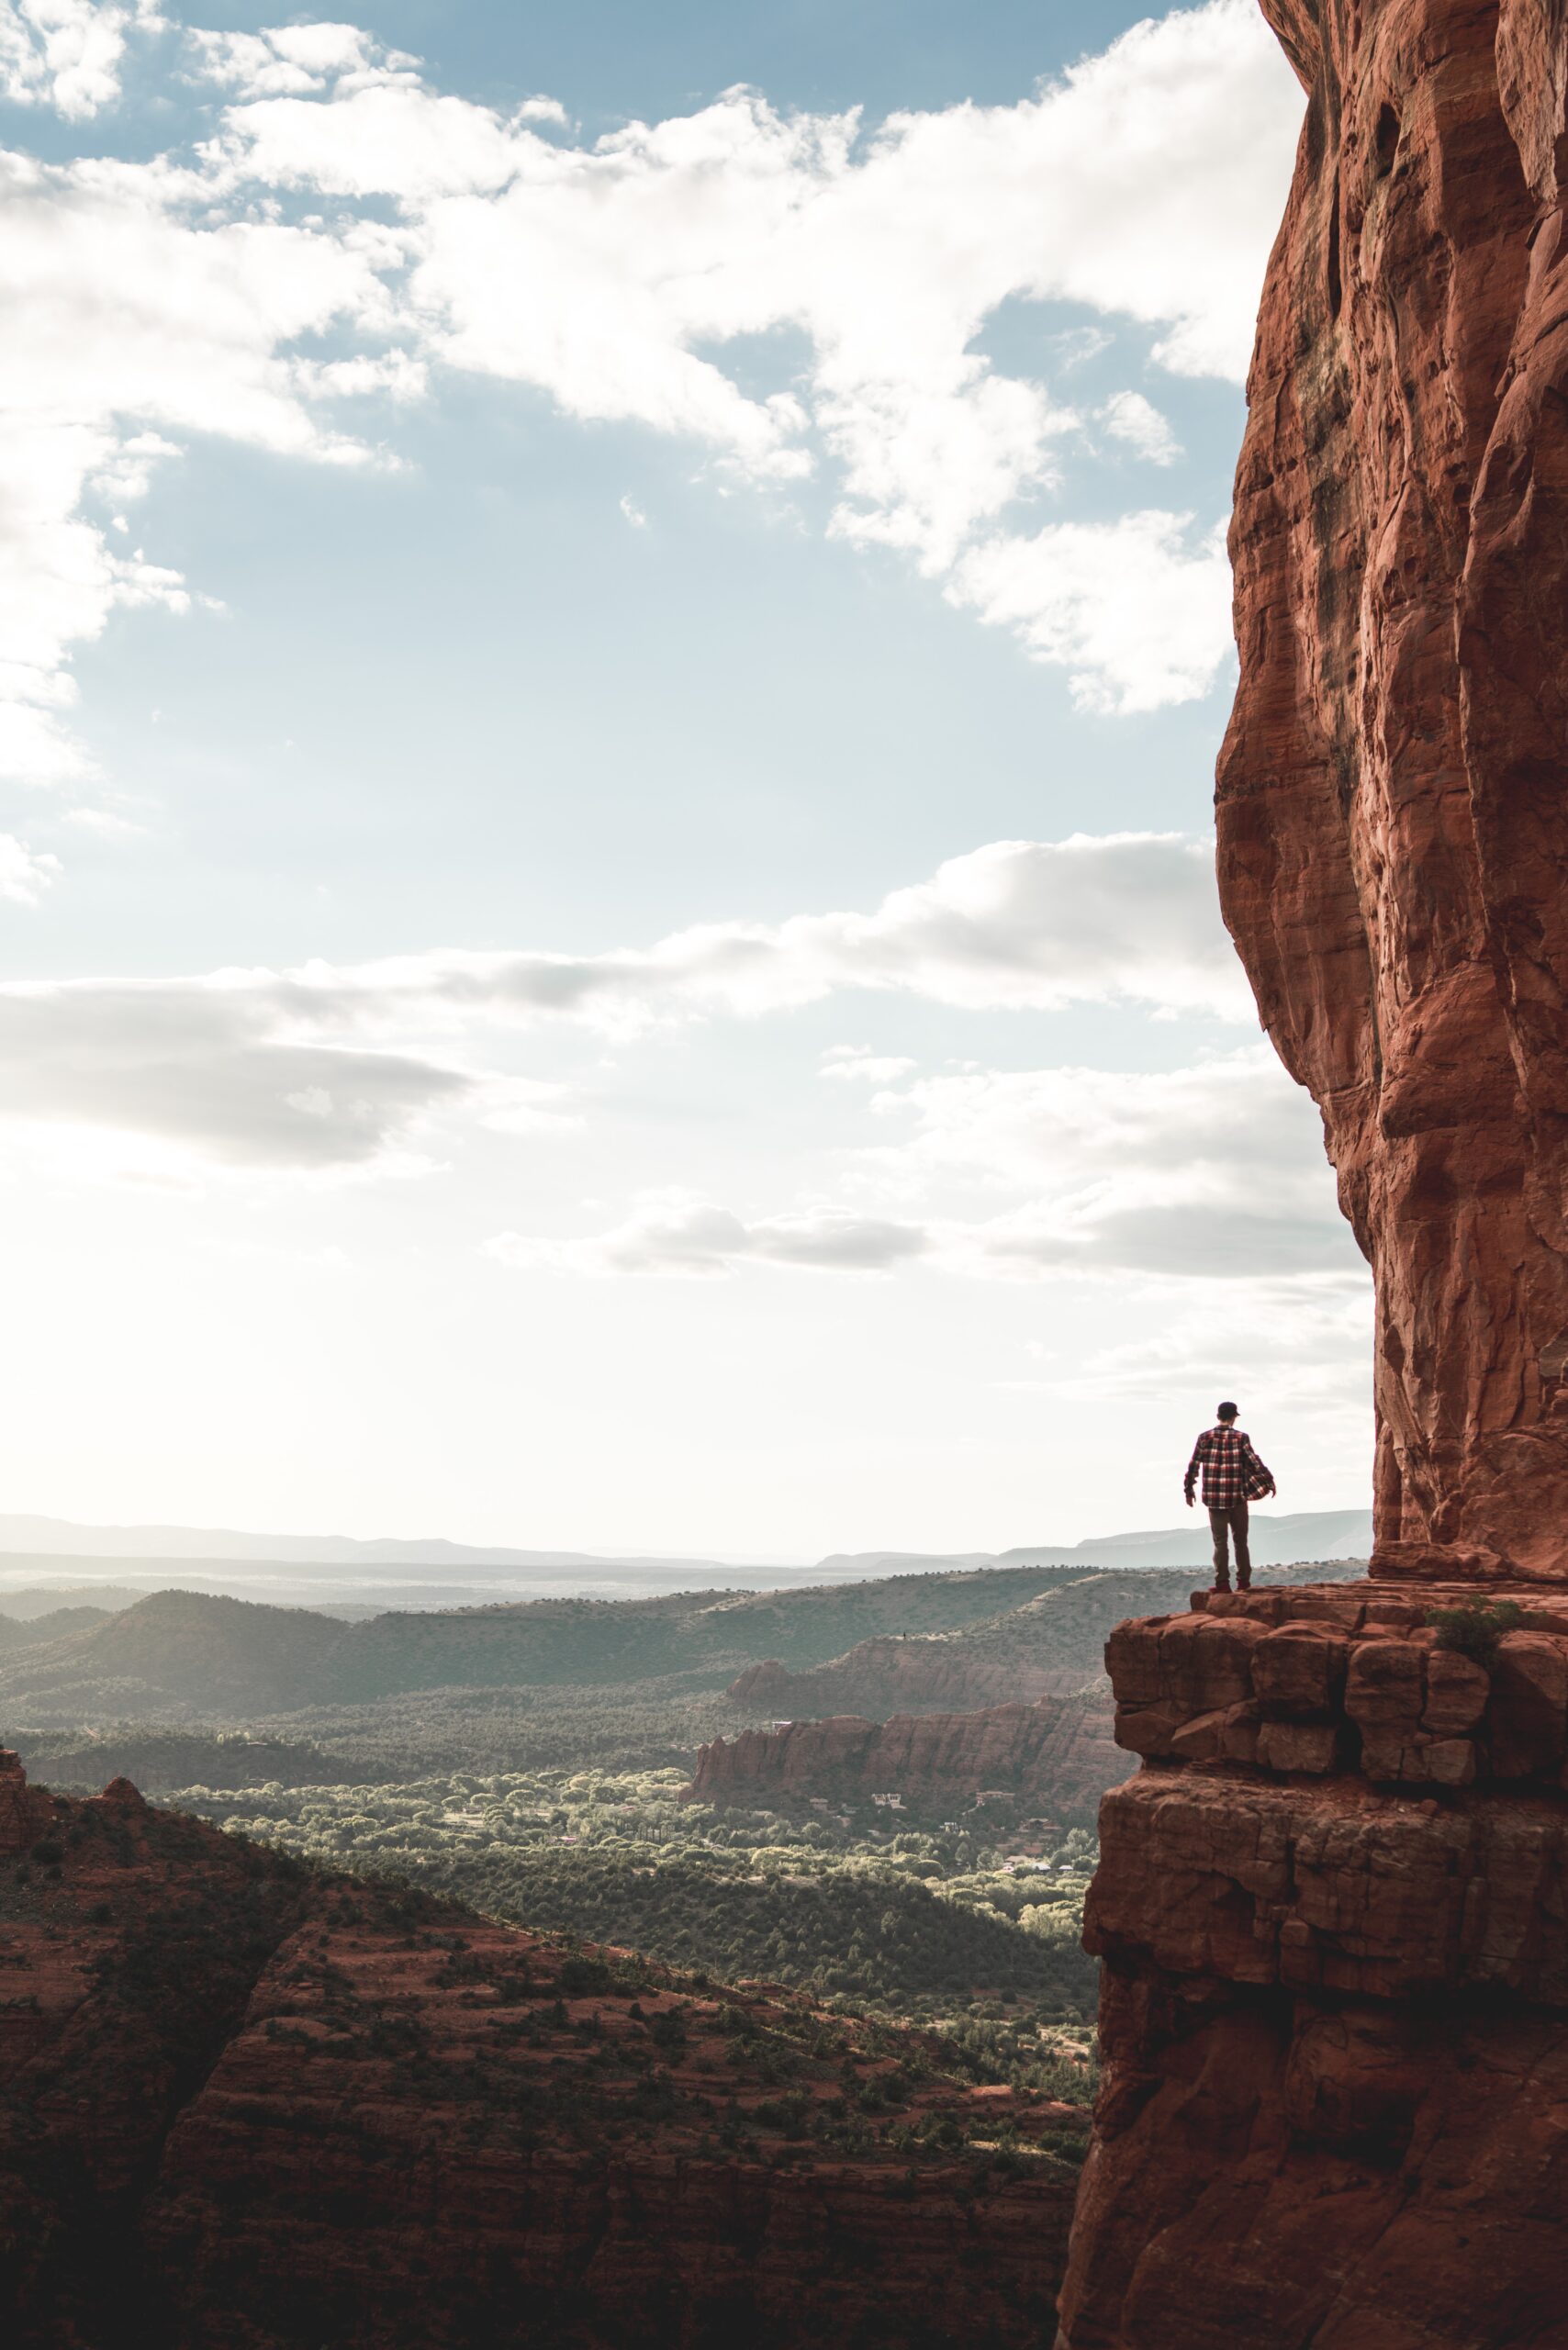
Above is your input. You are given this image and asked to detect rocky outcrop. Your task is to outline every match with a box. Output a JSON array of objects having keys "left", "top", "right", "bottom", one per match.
[
  {"left": 0, "top": 1746, "right": 51, "bottom": 1853},
  {"left": 1217, "top": 0, "right": 1568, "bottom": 1581},
  {"left": 1057, "top": 1584, "right": 1568, "bottom": 2344},
  {"left": 689, "top": 1690, "right": 1128, "bottom": 1821},
  {"left": 0, "top": 1755, "right": 1085, "bottom": 2346}
]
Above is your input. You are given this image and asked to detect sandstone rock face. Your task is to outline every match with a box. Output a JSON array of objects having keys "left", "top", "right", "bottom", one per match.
[
  {"left": 1218, "top": 0, "right": 1568, "bottom": 1581},
  {"left": 0, "top": 1757, "right": 1085, "bottom": 2346},
  {"left": 688, "top": 1689, "right": 1129, "bottom": 1820}
]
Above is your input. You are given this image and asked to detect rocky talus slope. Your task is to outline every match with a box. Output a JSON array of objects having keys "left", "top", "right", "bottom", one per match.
[
  {"left": 0, "top": 1751, "right": 1084, "bottom": 2347},
  {"left": 689, "top": 1690, "right": 1127, "bottom": 1823},
  {"left": 1217, "top": 0, "right": 1568, "bottom": 1582}
]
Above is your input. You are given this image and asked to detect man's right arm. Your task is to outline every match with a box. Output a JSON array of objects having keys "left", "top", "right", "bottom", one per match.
[{"left": 1183, "top": 1433, "right": 1204, "bottom": 1505}]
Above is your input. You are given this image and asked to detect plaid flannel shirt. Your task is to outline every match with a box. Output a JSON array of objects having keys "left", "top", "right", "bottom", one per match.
[{"left": 1184, "top": 1424, "right": 1271, "bottom": 1508}]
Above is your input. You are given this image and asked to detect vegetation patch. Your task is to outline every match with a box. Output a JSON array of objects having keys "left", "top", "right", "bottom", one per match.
[{"left": 1424, "top": 1599, "right": 1524, "bottom": 1670}]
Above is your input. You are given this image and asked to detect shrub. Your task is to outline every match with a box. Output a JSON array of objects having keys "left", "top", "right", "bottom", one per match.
[
  {"left": 556, "top": 1954, "right": 611, "bottom": 1997},
  {"left": 1425, "top": 1599, "right": 1524, "bottom": 1670}
]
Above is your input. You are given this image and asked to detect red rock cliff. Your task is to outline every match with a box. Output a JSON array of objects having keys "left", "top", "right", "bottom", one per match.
[
  {"left": 689, "top": 1691, "right": 1128, "bottom": 1821},
  {"left": 1218, "top": 0, "right": 1568, "bottom": 1580}
]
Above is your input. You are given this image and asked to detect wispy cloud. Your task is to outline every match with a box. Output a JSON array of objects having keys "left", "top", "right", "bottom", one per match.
[
  {"left": 486, "top": 1046, "right": 1362, "bottom": 1288},
  {"left": 307, "top": 832, "right": 1255, "bottom": 1033},
  {"left": 0, "top": 832, "right": 1255, "bottom": 1169},
  {"left": 0, "top": 830, "right": 60, "bottom": 902},
  {"left": 0, "top": 979, "right": 473, "bottom": 1169},
  {"left": 487, "top": 1196, "right": 931, "bottom": 1278}
]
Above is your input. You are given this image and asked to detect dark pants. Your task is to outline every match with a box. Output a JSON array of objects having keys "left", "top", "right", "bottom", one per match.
[{"left": 1209, "top": 1501, "right": 1250, "bottom": 1589}]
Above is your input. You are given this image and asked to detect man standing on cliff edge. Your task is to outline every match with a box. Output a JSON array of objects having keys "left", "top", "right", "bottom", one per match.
[{"left": 1183, "top": 1403, "right": 1275, "bottom": 1592}]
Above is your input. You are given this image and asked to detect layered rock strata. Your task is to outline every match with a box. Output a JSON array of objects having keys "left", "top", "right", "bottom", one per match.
[
  {"left": 1217, "top": 0, "right": 1568, "bottom": 1580},
  {"left": 689, "top": 1690, "right": 1127, "bottom": 1821},
  {"left": 0, "top": 1753, "right": 1085, "bottom": 2346}
]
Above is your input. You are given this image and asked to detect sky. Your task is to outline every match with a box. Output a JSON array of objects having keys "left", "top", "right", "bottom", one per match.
[{"left": 0, "top": 0, "right": 1371, "bottom": 1560}]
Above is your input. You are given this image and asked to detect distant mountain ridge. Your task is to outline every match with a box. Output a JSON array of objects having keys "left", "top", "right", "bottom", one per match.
[
  {"left": 0, "top": 1565, "right": 1090, "bottom": 1724},
  {"left": 0, "top": 1513, "right": 639, "bottom": 1566},
  {"left": 823, "top": 1510, "right": 1373, "bottom": 1579},
  {"left": 0, "top": 1506, "right": 1372, "bottom": 1578}
]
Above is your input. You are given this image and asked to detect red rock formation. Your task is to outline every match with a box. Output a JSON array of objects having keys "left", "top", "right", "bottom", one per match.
[
  {"left": 0, "top": 1757, "right": 1085, "bottom": 2346},
  {"left": 1217, "top": 0, "right": 1568, "bottom": 1581},
  {"left": 1059, "top": 6, "right": 1568, "bottom": 2335},
  {"left": 689, "top": 1690, "right": 1128, "bottom": 1820}
]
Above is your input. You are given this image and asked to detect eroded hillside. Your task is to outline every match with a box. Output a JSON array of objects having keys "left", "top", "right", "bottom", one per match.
[{"left": 0, "top": 1751, "right": 1085, "bottom": 2347}]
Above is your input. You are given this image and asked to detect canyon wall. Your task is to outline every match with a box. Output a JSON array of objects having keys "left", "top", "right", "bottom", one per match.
[
  {"left": 1217, "top": 0, "right": 1568, "bottom": 1580},
  {"left": 689, "top": 1690, "right": 1127, "bottom": 1821}
]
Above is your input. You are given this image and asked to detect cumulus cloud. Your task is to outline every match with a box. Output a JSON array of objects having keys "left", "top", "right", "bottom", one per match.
[
  {"left": 1099, "top": 390, "right": 1182, "bottom": 464},
  {"left": 200, "top": 0, "right": 1296, "bottom": 699},
  {"left": 487, "top": 1195, "right": 930, "bottom": 1278},
  {"left": 0, "top": 0, "right": 1300, "bottom": 773},
  {"left": 948, "top": 512, "right": 1232, "bottom": 714},
  {"left": 0, "top": 0, "right": 153, "bottom": 119},
  {"left": 185, "top": 21, "right": 417, "bottom": 98}
]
